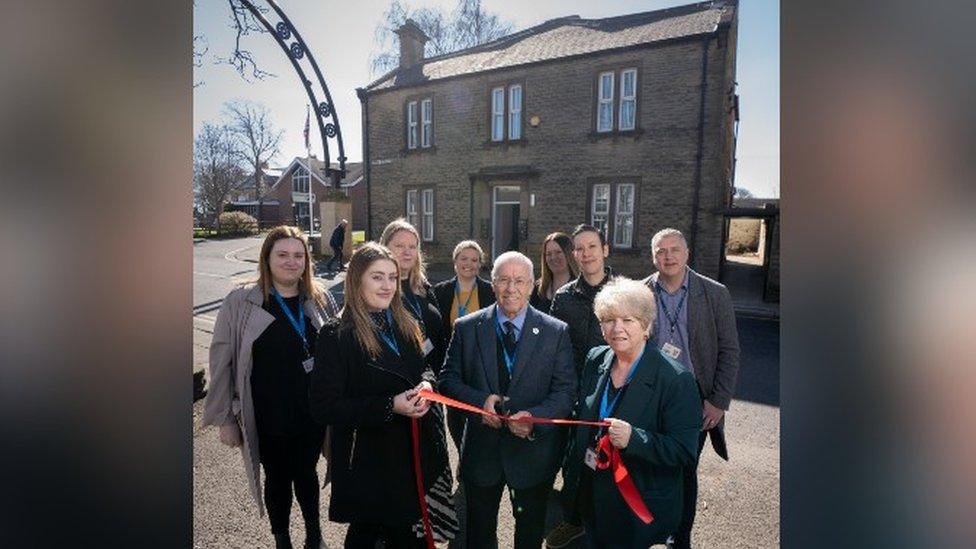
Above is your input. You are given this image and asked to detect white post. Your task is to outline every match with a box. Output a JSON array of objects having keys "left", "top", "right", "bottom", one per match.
[{"left": 306, "top": 104, "right": 314, "bottom": 236}]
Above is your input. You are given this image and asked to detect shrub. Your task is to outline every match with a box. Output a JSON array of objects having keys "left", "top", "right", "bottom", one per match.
[{"left": 218, "top": 211, "right": 259, "bottom": 236}]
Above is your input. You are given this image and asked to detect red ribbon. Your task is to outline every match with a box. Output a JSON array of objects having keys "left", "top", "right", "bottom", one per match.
[
  {"left": 410, "top": 418, "right": 436, "bottom": 549},
  {"left": 414, "top": 389, "right": 654, "bottom": 525},
  {"left": 596, "top": 434, "right": 654, "bottom": 524}
]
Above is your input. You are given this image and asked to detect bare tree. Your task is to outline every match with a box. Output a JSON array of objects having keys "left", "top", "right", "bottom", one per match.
[
  {"left": 451, "top": 0, "right": 514, "bottom": 51},
  {"left": 223, "top": 0, "right": 275, "bottom": 80},
  {"left": 224, "top": 100, "right": 283, "bottom": 203},
  {"left": 194, "top": 122, "right": 246, "bottom": 226},
  {"left": 369, "top": 0, "right": 514, "bottom": 76}
]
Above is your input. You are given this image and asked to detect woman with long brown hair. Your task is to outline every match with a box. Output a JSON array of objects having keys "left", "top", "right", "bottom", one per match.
[
  {"left": 310, "top": 242, "right": 457, "bottom": 548},
  {"left": 531, "top": 232, "right": 579, "bottom": 313},
  {"left": 379, "top": 219, "right": 447, "bottom": 375},
  {"left": 202, "top": 226, "right": 338, "bottom": 549}
]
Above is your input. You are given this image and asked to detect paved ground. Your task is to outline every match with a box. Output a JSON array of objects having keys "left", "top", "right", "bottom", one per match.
[{"left": 193, "top": 237, "right": 779, "bottom": 548}]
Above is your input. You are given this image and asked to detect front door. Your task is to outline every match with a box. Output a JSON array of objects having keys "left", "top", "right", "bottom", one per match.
[{"left": 492, "top": 185, "right": 520, "bottom": 260}]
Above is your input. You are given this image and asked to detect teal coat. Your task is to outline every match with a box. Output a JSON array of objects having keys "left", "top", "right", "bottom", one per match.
[{"left": 562, "top": 345, "right": 702, "bottom": 546}]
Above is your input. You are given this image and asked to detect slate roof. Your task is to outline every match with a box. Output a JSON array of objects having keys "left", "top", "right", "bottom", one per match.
[{"left": 364, "top": 1, "right": 736, "bottom": 93}]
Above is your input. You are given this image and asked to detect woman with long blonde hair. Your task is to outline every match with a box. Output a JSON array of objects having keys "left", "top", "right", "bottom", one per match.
[
  {"left": 530, "top": 231, "right": 578, "bottom": 314},
  {"left": 379, "top": 219, "right": 447, "bottom": 375},
  {"left": 310, "top": 242, "right": 457, "bottom": 547},
  {"left": 202, "top": 226, "right": 338, "bottom": 549}
]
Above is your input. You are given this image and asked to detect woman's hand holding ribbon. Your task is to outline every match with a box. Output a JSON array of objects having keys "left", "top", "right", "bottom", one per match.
[{"left": 606, "top": 417, "right": 632, "bottom": 449}]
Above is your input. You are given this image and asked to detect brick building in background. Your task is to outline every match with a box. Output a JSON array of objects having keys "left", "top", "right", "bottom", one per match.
[
  {"left": 357, "top": 0, "right": 739, "bottom": 279},
  {"left": 227, "top": 157, "right": 364, "bottom": 233}
]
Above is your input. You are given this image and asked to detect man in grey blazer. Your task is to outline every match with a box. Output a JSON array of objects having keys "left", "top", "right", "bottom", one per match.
[
  {"left": 438, "top": 251, "right": 577, "bottom": 549},
  {"left": 644, "top": 228, "right": 741, "bottom": 549}
]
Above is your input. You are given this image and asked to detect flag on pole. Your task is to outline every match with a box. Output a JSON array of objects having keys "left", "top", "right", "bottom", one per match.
[{"left": 303, "top": 105, "right": 311, "bottom": 152}]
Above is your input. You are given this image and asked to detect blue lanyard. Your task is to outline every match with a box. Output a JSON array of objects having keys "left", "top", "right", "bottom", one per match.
[
  {"left": 403, "top": 292, "right": 427, "bottom": 331},
  {"left": 454, "top": 280, "right": 476, "bottom": 317},
  {"left": 272, "top": 289, "right": 309, "bottom": 356},
  {"left": 494, "top": 320, "right": 518, "bottom": 375},
  {"left": 598, "top": 348, "right": 645, "bottom": 422},
  {"left": 376, "top": 309, "right": 401, "bottom": 357},
  {"left": 657, "top": 286, "right": 688, "bottom": 335}
]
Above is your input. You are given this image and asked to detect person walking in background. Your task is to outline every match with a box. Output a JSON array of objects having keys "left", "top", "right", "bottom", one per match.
[
  {"left": 325, "top": 219, "right": 347, "bottom": 272},
  {"left": 530, "top": 232, "right": 578, "bottom": 314},
  {"left": 202, "top": 226, "right": 339, "bottom": 549},
  {"left": 438, "top": 251, "right": 576, "bottom": 549},
  {"left": 380, "top": 219, "right": 447, "bottom": 376},
  {"left": 562, "top": 277, "right": 701, "bottom": 547},
  {"left": 643, "top": 228, "right": 741, "bottom": 549},
  {"left": 309, "top": 242, "right": 457, "bottom": 548},
  {"left": 432, "top": 240, "right": 495, "bottom": 449},
  {"left": 546, "top": 224, "right": 613, "bottom": 548}
]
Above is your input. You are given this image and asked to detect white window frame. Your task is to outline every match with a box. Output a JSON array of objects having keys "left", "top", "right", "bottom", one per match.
[
  {"left": 613, "top": 183, "right": 635, "bottom": 248},
  {"left": 491, "top": 87, "right": 505, "bottom": 142},
  {"left": 619, "top": 69, "right": 637, "bottom": 131},
  {"left": 508, "top": 85, "right": 522, "bottom": 140},
  {"left": 420, "top": 98, "right": 432, "bottom": 148},
  {"left": 591, "top": 184, "right": 611, "bottom": 236},
  {"left": 407, "top": 101, "right": 418, "bottom": 149},
  {"left": 421, "top": 189, "right": 434, "bottom": 242},
  {"left": 597, "top": 71, "right": 615, "bottom": 133},
  {"left": 292, "top": 166, "right": 309, "bottom": 193},
  {"left": 406, "top": 189, "right": 419, "bottom": 228}
]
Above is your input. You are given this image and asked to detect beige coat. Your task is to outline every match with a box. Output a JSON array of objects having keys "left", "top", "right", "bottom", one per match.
[{"left": 201, "top": 283, "right": 338, "bottom": 515}]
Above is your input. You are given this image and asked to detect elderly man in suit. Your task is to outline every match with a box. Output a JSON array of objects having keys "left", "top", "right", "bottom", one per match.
[
  {"left": 438, "top": 251, "right": 577, "bottom": 549},
  {"left": 644, "top": 228, "right": 741, "bottom": 549}
]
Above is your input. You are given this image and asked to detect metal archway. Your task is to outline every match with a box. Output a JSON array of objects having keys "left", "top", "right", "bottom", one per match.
[{"left": 239, "top": 0, "right": 346, "bottom": 178}]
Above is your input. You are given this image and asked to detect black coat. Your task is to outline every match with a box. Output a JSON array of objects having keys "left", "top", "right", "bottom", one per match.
[
  {"left": 328, "top": 223, "right": 345, "bottom": 249},
  {"left": 309, "top": 319, "right": 448, "bottom": 526},
  {"left": 401, "top": 281, "right": 447, "bottom": 375},
  {"left": 431, "top": 276, "right": 495, "bottom": 341},
  {"left": 548, "top": 268, "right": 613, "bottom": 378},
  {"left": 562, "top": 346, "right": 702, "bottom": 546}
]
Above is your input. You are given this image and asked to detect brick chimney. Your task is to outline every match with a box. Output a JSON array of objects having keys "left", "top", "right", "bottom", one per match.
[{"left": 395, "top": 19, "right": 428, "bottom": 69}]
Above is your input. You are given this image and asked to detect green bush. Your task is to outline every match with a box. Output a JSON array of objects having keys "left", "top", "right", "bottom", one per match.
[{"left": 218, "top": 211, "right": 259, "bottom": 236}]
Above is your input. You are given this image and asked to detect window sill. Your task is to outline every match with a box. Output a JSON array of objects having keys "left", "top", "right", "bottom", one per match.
[
  {"left": 484, "top": 138, "right": 528, "bottom": 149},
  {"left": 403, "top": 145, "right": 437, "bottom": 156},
  {"left": 587, "top": 128, "right": 644, "bottom": 142}
]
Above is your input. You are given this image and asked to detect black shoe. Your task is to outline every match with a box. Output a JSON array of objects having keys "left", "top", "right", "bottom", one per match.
[{"left": 274, "top": 533, "right": 293, "bottom": 549}]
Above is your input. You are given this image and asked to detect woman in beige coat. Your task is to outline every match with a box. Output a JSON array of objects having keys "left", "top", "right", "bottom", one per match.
[{"left": 202, "top": 226, "right": 338, "bottom": 549}]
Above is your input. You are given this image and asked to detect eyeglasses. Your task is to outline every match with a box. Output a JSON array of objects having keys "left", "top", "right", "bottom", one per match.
[{"left": 493, "top": 277, "right": 531, "bottom": 288}]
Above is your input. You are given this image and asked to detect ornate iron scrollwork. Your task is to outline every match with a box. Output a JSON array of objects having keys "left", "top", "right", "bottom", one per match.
[{"left": 237, "top": 0, "right": 347, "bottom": 178}]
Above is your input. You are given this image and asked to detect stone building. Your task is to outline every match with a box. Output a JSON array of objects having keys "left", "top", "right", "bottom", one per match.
[{"left": 357, "top": 0, "right": 739, "bottom": 278}]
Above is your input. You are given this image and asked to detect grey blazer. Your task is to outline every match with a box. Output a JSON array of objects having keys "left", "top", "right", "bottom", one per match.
[
  {"left": 644, "top": 269, "right": 740, "bottom": 459},
  {"left": 437, "top": 304, "right": 577, "bottom": 489}
]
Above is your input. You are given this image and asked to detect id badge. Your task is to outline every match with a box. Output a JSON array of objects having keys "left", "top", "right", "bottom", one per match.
[
  {"left": 422, "top": 338, "right": 435, "bottom": 356},
  {"left": 662, "top": 342, "right": 682, "bottom": 360},
  {"left": 302, "top": 357, "right": 315, "bottom": 373},
  {"left": 584, "top": 447, "right": 598, "bottom": 470}
]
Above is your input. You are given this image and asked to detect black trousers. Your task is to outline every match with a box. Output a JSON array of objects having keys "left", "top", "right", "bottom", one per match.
[
  {"left": 257, "top": 430, "right": 325, "bottom": 537},
  {"left": 672, "top": 431, "right": 708, "bottom": 548},
  {"left": 326, "top": 246, "right": 343, "bottom": 270},
  {"left": 465, "top": 477, "right": 552, "bottom": 549},
  {"left": 344, "top": 522, "right": 425, "bottom": 549}
]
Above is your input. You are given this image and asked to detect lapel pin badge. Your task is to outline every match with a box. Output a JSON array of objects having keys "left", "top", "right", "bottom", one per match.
[{"left": 532, "top": 327, "right": 539, "bottom": 335}]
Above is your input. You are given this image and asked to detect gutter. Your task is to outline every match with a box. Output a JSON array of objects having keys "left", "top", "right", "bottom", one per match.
[
  {"left": 356, "top": 87, "right": 372, "bottom": 240},
  {"left": 689, "top": 34, "right": 710, "bottom": 267}
]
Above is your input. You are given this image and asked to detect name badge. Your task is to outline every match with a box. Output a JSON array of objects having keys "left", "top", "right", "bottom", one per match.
[
  {"left": 662, "top": 342, "right": 682, "bottom": 360},
  {"left": 584, "top": 447, "right": 598, "bottom": 470},
  {"left": 302, "top": 357, "right": 315, "bottom": 373},
  {"left": 422, "top": 338, "right": 435, "bottom": 357}
]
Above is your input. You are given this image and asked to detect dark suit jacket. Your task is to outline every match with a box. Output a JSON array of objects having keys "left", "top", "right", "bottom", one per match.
[
  {"left": 437, "top": 304, "right": 577, "bottom": 489},
  {"left": 643, "top": 268, "right": 740, "bottom": 459},
  {"left": 432, "top": 276, "right": 495, "bottom": 342},
  {"left": 562, "top": 346, "right": 701, "bottom": 546}
]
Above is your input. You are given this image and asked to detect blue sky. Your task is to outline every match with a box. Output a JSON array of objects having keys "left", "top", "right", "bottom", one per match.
[{"left": 194, "top": 0, "right": 779, "bottom": 197}]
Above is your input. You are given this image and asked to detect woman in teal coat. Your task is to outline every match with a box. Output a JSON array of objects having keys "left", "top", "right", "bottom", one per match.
[{"left": 562, "top": 277, "right": 702, "bottom": 547}]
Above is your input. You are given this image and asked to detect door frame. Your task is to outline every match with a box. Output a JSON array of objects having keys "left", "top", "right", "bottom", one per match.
[{"left": 491, "top": 185, "right": 521, "bottom": 260}]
